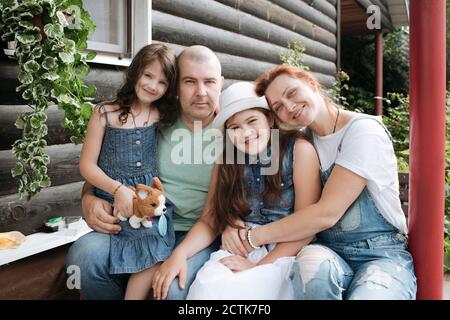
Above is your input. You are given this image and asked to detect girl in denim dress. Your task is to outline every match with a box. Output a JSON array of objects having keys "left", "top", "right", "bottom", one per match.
[
  {"left": 79, "top": 44, "right": 177, "bottom": 299},
  {"left": 177, "top": 82, "right": 322, "bottom": 299}
]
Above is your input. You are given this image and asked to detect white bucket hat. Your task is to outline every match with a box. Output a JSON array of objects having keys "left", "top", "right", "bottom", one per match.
[{"left": 212, "top": 81, "right": 269, "bottom": 130}]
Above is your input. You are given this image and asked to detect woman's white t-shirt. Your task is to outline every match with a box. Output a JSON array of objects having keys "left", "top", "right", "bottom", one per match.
[{"left": 312, "top": 115, "right": 408, "bottom": 235}]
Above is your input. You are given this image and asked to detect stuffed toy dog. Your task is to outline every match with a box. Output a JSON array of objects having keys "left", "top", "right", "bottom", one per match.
[{"left": 117, "top": 177, "right": 167, "bottom": 232}]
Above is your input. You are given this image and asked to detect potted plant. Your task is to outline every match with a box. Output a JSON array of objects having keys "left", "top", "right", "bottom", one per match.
[{"left": 0, "top": 0, "right": 97, "bottom": 199}]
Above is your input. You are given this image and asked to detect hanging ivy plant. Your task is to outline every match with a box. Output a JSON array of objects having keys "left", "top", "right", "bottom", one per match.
[{"left": 0, "top": 0, "right": 96, "bottom": 199}]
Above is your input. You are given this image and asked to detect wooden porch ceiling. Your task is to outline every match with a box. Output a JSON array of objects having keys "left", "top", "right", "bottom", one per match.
[{"left": 341, "top": 0, "right": 376, "bottom": 37}]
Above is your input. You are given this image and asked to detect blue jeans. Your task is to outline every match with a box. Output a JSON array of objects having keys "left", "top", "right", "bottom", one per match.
[
  {"left": 66, "top": 230, "right": 219, "bottom": 300},
  {"left": 289, "top": 243, "right": 416, "bottom": 300}
]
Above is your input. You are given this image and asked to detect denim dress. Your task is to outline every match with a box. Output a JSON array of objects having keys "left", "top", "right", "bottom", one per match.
[
  {"left": 186, "top": 137, "right": 298, "bottom": 300},
  {"left": 94, "top": 110, "right": 175, "bottom": 274}
]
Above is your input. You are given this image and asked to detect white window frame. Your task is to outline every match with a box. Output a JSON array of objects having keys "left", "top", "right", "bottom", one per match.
[{"left": 88, "top": 0, "right": 152, "bottom": 67}]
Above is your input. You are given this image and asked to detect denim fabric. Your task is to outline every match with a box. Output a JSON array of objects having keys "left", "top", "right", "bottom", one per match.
[
  {"left": 92, "top": 119, "right": 175, "bottom": 274},
  {"left": 243, "top": 138, "right": 296, "bottom": 226},
  {"left": 66, "top": 231, "right": 220, "bottom": 300},
  {"left": 289, "top": 117, "right": 417, "bottom": 300},
  {"left": 109, "top": 203, "right": 175, "bottom": 274}
]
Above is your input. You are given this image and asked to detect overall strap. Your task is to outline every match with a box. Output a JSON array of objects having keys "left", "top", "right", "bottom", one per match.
[
  {"left": 337, "top": 116, "right": 393, "bottom": 153},
  {"left": 100, "top": 105, "right": 110, "bottom": 126}
]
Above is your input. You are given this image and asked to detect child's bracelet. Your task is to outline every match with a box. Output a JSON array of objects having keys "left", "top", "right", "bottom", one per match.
[{"left": 112, "top": 183, "right": 123, "bottom": 197}]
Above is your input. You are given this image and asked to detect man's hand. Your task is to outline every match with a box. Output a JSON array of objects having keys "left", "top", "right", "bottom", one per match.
[
  {"left": 221, "top": 219, "right": 250, "bottom": 257},
  {"left": 152, "top": 251, "right": 188, "bottom": 300},
  {"left": 219, "top": 255, "right": 255, "bottom": 272},
  {"left": 82, "top": 191, "right": 121, "bottom": 234}
]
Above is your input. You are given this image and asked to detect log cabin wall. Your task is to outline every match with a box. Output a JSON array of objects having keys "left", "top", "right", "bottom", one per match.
[{"left": 0, "top": 0, "right": 338, "bottom": 236}]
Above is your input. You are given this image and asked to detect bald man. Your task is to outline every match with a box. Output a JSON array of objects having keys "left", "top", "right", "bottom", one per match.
[{"left": 67, "top": 46, "right": 224, "bottom": 300}]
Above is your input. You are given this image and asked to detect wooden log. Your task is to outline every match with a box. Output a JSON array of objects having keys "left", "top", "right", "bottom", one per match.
[
  {"left": 303, "top": 0, "right": 337, "bottom": 20},
  {"left": 216, "top": 0, "right": 337, "bottom": 45},
  {"left": 0, "top": 144, "right": 83, "bottom": 196},
  {"left": 155, "top": 42, "right": 337, "bottom": 88},
  {"left": 152, "top": 0, "right": 336, "bottom": 48},
  {"left": 262, "top": 0, "right": 337, "bottom": 33},
  {"left": 152, "top": 10, "right": 337, "bottom": 74},
  {"left": 0, "top": 59, "right": 125, "bottom": 105},
  {"left": 0, "top": 105, "right": 71, "bottom": 150},
  {"left": 0, "top": 181, "right": 83, "bottom": 236}
]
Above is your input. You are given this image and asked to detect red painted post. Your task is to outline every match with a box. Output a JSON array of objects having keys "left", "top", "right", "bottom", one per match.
[
  {"left": 374, "top": 31, "right": 383, "bottom": 116},
  {"left": 409, "top": 0, "right": 446, "bottom": 300}
]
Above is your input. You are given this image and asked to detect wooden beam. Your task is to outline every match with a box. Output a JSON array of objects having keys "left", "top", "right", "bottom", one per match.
[
  {"left": 303, "top": 0, "right": 337, "bottom": 20},
  {"left": 155, "top": 41, "right": 337, "bottom": 88},
  {"left": 153, "top": 0, "right": 336, "bottom": 48},
  {"left": 0, "top": 144, "right": 83, "bottom": 196},
  {"left": 0, "top": 181, "right": 83, "bottom": 236},
  {"left": 218, "top": 0, "right": 337, "bottom": 42},
  {"left": 152, "top": 11, "right": 337, "bottom": 74},
  {"left": 269, "top": 0, "right": 337, "bottom": 33},
  {"left": 0, "top": 105, "right": 71, "bottom": 150},
  {"left": 0, "top": 60, "right": 125, "bottom": 105}
]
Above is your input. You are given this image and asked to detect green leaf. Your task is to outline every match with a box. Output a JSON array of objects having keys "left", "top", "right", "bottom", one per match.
[
  {"left": 23, "top": 60, "right": 40, "bottom": 73},
  {"left": 30, "top": 117, "right": 42, "bottom": 129},
  {"left": 16, "top": 32, "right": 40, "bottom": 45},
  {"left": 18, "top": 20, "right": 34, "bottom": 30},
  {"left": 18, "top": 72, "right": 33, "bottom": 85},
  {"left": 39, "top": 176, "right": 51, "bottom": 188},
  {"left": 31, "top": 46, "right": 42, "bottom": 59},
  {"left": 57, "top": 94, "right": 76, "bottom": 105},
  {"left": 29, "top": 182, "right": 40, "bottom": 193},
  {"left": 22, "top": 89, "right": 33, "bottom": 100},
  {"left": 83, "top": 84, "right": 96, "bottom": 96},
  {"left": 44, "top": 23, "right": 63, "bottom": 39},
  {"left": 11, "top": 162, "right": 24, "bottom": 177},
  {"left": 15, "top": 116, "right": 26, "bottom": 129},
  {"left": 80, "top": 102, "right": 93, "bottom": 119},
  {"left": 86, "top": 51, "right": 96, "bottom": 61},
  {"left": 59, "top": 52, "right": 74, "bottom": 64},
  {"left": 75, "top": 63, "right": 89, "bottom": 76},
  {"left": 42, "top": 56, "right": 58, "bottom": 70},
  {"left": 42, "top": 72, "right": 59, "bottom": 81}
]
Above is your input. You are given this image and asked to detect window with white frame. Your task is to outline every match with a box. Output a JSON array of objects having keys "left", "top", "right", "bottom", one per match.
[{"left": 83, "top": 0, "right": 131, "bottom": 58}]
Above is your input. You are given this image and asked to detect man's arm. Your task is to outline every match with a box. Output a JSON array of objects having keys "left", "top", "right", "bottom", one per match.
[{"left": 81, "top": 181, "right": 121, "bottom": 234}]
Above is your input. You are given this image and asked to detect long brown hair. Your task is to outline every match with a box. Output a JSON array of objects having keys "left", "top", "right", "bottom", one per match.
[
  {"left": 212, "top": 108, "right": 305, "bottom": 233},
  {"left": 99, "top": 43, "right": 178, "bottom": 130}
]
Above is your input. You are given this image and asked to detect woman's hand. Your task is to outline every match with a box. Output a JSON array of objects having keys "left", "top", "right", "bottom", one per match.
[
  {"left": 152, "top": 251, "right": 188, "bottom": 300},
  {"left": 221, "top": 218, "right": 250, "bottom": 257},
  {"left": 113, "top": 185, "right": 135, "bottom": 219},
  {"left": 219, "top": 255, "right": 255, "bottom": 272}
]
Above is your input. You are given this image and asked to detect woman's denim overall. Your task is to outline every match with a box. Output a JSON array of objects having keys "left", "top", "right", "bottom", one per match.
[{"left": 289, "top": 117, "right": 417, "bottom": 299}]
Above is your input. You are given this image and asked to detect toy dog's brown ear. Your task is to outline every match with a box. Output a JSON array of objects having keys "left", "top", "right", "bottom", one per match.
[
  {"left": 152, "top": 177, "right": 164, "bottom": 193},
  {"left": 135, "top": 184, "right": 151, "bottom": 200}
]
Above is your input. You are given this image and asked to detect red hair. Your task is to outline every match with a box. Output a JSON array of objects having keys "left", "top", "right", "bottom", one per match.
[{"left": 255, "top": 65, "right": 332, "bottom": 106}]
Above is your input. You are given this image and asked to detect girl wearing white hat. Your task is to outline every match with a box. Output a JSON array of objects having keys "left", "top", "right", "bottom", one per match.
[{"left": 180, "top": 81, "right": 321, "bottom": 299}]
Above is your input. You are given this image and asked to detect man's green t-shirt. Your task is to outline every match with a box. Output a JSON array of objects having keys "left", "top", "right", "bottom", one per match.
[{"left": 158, "top": 118, "right": 221, "bottom": 231}]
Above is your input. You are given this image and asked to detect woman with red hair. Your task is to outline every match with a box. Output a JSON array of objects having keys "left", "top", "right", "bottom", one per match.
[{"left": 226, "top": 65, "right": 417, "bottom": 299}]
